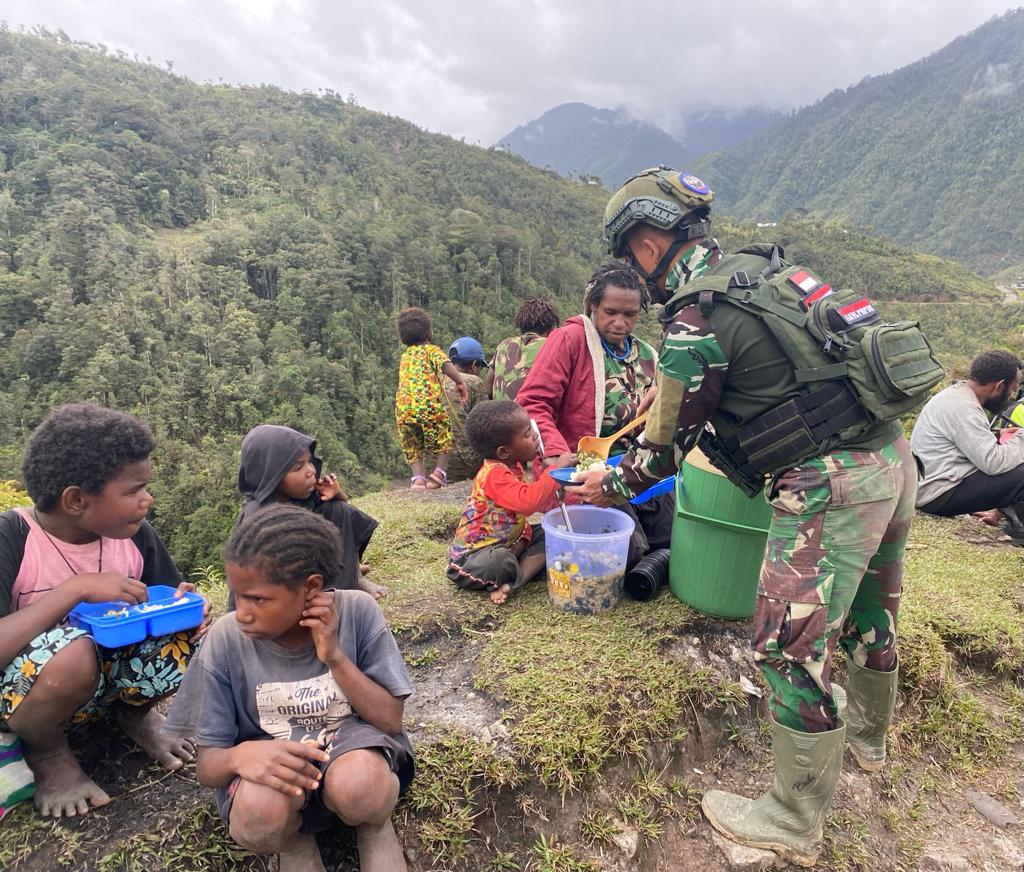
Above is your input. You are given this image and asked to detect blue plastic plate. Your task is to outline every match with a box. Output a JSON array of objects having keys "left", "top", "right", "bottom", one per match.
[
  {"left": 547, "top": 454, "right": 625, "bottom": 484},
  {"left": 631, "top": 474, "right": 676, "bottom": 505},
  {"left": 68, "top": 584, "right": 205, "bottom": 648},
  {"left": 548, "top": 455, "right": 676, "bottom": 505}
]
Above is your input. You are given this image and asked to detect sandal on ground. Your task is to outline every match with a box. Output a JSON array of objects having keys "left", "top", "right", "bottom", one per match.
[
  {"left": 410, "top": 475, "right": 428, "bottom": 490},
  {"left": 426, "top": 469, "right": 448, "bottom": 489}
]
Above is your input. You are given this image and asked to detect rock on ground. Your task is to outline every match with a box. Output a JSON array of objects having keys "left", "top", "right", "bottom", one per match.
[
  {"left": 965, "top": 789, "right": 1020, "bottom": 828},
  {"left": 710, "top": 832, "right": 779, "bottom": 871}
]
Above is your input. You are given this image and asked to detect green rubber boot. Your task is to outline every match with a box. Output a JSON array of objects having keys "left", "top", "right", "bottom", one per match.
[
  {"left": 701, "top": 719, "right": 845, "bottom": 868},
  {"left": 838, "top": 657, "right": 898, "bottom": 771}
]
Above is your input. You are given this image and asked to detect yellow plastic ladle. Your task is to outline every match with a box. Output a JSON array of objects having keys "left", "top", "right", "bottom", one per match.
[{"left": 576, "top": 412, "right": 648, "bottom": 462}]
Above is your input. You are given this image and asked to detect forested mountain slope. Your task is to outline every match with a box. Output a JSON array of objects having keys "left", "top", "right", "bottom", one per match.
[
  {"left": 497, "top": 102, "right": 780, "bottom": 188},
  {"left": 0, "top": 29, "right": 1002, "bottom": 571},
  {"left": 498, "top": 102, "right": 685, "bottom": 187},
  {"left": 0, "top": 28, "right": 613, "bottom": 560},
  {"left": 695, "top": 9, "right": 1024, "bottom": 275}
]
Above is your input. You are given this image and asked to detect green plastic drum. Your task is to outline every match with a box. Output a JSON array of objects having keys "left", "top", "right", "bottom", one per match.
[{"left": 669, "top": 448, "right": 773, "bottom": 619}]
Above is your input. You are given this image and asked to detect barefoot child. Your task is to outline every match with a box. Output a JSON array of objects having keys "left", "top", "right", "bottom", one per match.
[
  {"left": 447, "top": 400, "right": 560, "bottom": 604},
  {"left": 238, "top": 424, "right": 386, "bottom": 599},
  {"left": 0, "top": 404, "right": 206, "bottom": 818},
  {"left": 395, "top": 307, "right": 468, "bottom": 489},
  {"left": 164, "top": 505, "right": 414, "bottom": 872}
]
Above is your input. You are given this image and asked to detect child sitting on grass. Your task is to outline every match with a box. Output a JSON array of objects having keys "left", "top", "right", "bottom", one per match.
[
  {"left": 238, "top": 424, "right": 386, "bottom": 599},
  {"left": 0, "top": 404, "right": 208, "bottom": 818},
  {"left": 164, "top": 505, "right": 414, "bottom": 872},
  {"left": 448, "top": 400, "right": 560, "bottom": 604},
  {"left": 395, "top": 307, "right": 468, "bottom": 490}
]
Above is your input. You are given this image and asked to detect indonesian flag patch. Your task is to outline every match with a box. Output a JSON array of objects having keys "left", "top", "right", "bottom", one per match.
[
  {"left": 801, "top": 283, "right": 834, "bottom": 309},
  {"left": 787, "top": 269, "right": 819, "bottom": 295},
  {"left": 836, "top": 297, "right": 878, "bottom": 327}
]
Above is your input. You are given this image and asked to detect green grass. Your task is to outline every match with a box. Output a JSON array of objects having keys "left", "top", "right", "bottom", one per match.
[
  {"left": 353, "top": 491, "right": 483, "bottom": 639},
  {"left": 823, "top": 809, "right": 871, "bottom": 871},
  {"left": 0, "top": 799, "right": 254, "bottom": 872},
  {"left": 95, "top": 804, "right": 254, "bottom": 872},
  {"left": 0, "top": 807, "right": 74, "bottom": 868},
  {"left": 529, "top": 834, "right": 599, "bottom": 872},
  {"left": 901, "top": 515, "right": 1024, "bottom": 673},
  {"left": 400, "top": 728, "right": 522, "bottom": 863},
  {"left": 475, "top": 587, "right": 744, "bottom": 792},
  {"left": 889, "top": 514, "right": 1024, "bottom": 775}
]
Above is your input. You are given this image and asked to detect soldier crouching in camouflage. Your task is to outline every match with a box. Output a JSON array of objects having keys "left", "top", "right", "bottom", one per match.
[{"left": 573, "top": 167, "right": 942, "bottom": 867}]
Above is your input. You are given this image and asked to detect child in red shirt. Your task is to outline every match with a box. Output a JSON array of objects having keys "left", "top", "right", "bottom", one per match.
[{"left": 447, "top": 401, "right": 560, "bottom": 604}]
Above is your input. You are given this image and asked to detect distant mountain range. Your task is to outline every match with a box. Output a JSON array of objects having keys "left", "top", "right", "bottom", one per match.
[
  {"left": 694, "top": 8, "right": 1024, "bottom": 275},
  {"left": 496, "top": 102, "right": 781, "bottom": 189}
]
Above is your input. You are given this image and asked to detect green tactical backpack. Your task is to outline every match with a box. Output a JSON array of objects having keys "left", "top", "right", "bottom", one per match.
[{"left": 665, "top": 244, "right": 944, "bottom": 431}]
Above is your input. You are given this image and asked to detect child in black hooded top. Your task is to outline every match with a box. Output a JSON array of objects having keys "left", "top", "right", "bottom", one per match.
[{"left": 236, "top": 425, "right": 386, "bottom": 600}]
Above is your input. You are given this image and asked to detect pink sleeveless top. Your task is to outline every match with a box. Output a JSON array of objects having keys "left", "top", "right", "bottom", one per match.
[{"left": 10, "top": 508, "right": 144, "bottom": 612}]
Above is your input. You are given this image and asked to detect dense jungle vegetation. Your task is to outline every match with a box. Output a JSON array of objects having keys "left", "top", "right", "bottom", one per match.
[{"left": 0, "top": 28, "right": 1010, "bottom": 573}]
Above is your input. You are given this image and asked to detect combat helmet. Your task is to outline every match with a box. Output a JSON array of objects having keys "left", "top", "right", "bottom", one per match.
[{"left": 604, "top": 166, "right": 714, "bottom": 258}]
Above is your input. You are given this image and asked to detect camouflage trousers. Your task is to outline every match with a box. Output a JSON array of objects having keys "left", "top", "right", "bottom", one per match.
[{"left": 752, "top": 436, "right": 917, "bottom": 733}]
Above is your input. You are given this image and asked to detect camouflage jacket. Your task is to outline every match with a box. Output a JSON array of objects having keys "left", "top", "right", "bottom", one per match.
[
  {"left": 491, "top": 333, "right": 547, "bottom": 402},
  {"left": 604, "top": 243, "right": 730, "bottom": 501}
]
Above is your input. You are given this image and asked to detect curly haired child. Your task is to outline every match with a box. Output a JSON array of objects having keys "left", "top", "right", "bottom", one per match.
[
  {"left": 164, "top": 505, "right": 414, "bottom": 872},
  {"left": 0, "top": 404, "right": 208, "bottom": 818},
  {"left": 448, "top": 401, "right": 562, "bottom": 604},
  {"left": 395, "top": 307, "right": 467, "bottom": 489}
]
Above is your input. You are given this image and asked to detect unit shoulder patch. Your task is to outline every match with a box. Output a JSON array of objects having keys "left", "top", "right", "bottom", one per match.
[
  {"left": 678, "top": 173, "right": 710, "bottom": 196},
  {"left": 834, "top": 297, "right": 879, "bottom": 327}
]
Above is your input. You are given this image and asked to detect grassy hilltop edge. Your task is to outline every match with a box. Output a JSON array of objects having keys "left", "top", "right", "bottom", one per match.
[{"left": 1, "top": 479, "right": 1022, "bottom": 871}]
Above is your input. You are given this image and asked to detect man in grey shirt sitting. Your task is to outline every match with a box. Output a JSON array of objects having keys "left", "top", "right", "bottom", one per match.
[{"left": 911, "top": 350, "right": 1024, "bottom": 536}]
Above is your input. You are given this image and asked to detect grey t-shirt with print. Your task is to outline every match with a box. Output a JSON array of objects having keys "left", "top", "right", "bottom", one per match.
[{"left": 164, "top": 589, "right": 414, "bottom": 749}]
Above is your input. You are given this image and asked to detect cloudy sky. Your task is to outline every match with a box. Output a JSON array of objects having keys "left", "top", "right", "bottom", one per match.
[{"left": 3, "top": 1, "right": 1020, "bottom": 143}]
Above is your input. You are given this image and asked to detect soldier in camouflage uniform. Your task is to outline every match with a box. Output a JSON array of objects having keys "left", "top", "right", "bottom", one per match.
[
  {"left": 574, "top": 167, "right": 917, "bottom": 867},
  {"left": 488, "top": 297, "right": 562, "bottom": 403}
]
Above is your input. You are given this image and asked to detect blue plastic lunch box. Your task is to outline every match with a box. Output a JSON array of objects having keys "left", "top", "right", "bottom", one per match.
[{"left": 67, "top": 584, "right": 205, "bottom": 647}]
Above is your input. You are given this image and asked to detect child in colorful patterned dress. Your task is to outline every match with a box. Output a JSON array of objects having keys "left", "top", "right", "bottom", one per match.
[
  {"left": 394, "top": 307, "right": 468, "bottom": 489},
  {"left": 447, "top": 401, "right": 561, "bottom": 604}
]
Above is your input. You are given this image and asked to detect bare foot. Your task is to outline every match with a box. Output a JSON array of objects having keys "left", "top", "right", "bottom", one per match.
[
  {"left": 356, "top": 819, "right": 407, "bottom": 872},
  {"left": 278, "top": 833, "right": 326, "bottom": 872},
  {"left": 489, "top": 584, "right": 512, "bottom": 605},
  {"left": 117, "top": 706, "right": 195, "bottom": 770},
  {"left": 971, "top": 509, "right": 1004, "bottom": 527},
  {"left": 357, "top": 574, "right": 389, "bottom": 600},
  {"left": 360, "top": 563, "right": 371, "bottom": 575},
  {"left": 27, "top": 745, "right": 110, "bottom": 818}
]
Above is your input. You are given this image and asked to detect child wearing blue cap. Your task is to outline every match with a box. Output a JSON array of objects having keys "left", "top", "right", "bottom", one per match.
[{"left": 445, "top": 337, "right": 490, "bottom": 483}]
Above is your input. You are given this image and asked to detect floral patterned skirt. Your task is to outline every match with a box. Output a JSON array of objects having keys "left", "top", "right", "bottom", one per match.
[{"left": 1, "top": 625, "right": 194, "bottom": 728}]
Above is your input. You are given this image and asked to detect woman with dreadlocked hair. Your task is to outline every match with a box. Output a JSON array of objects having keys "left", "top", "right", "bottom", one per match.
[
  {"left": 518, "top": 261, "right": 674, "bottom": 568},
  {"left": 488, "top": 296, "right": 562, "bottom": 402},
  {"left": 164, "top": 505, "right": 414, "bottom": 871}
]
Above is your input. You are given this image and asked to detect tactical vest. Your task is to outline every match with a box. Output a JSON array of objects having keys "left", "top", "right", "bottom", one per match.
[{"left": 661, "top": 244, "right": 944, "bottom": 495}]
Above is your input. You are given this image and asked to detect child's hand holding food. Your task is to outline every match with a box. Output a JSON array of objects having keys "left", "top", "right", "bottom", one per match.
[
  {"left": 316, "top": 472, "right": 348, "bottom": 502},
  {"left": 174, "top": 580, "right": 213, "bottom": 640},
  {"left": 73, "top": 573, "right": 149, "bottom": 607}
]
